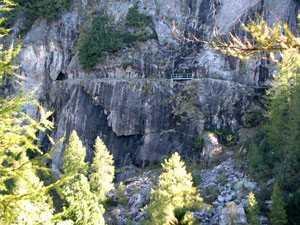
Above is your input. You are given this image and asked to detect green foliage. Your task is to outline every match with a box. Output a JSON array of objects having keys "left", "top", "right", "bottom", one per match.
[
  {"left": 191, "top": 136, "right": 204, "bottom": 150},
  {"left": 146, "top": 152, "right": 206, "bottom": 225},
  {"left": 191, "top": 170, "right": 200, "bottom": 187},
  {"left": 78, "top": 16, "right": 123, "bottom": 70},
  {"left": 61, "top": 133, "right": 106, "bottom": 224},
  {"left": 286, "top": 188, "right": 300, "bottom": 225},
  {"left": 0, "top": 2, "right": 69, "bottom": 224},
  {"left": 270, "top": 183, "right": 287, "bottom": 225},
  {"left": 170, "top": 208, "right": 189, "bottom": 225},
  {"left": 0, "top": 0, "right": 73, "bottom": 36},
  {"left": 246, "top": 140, "right": 273, "bottom": 180},
  {"left": 89, "top": 136, "right": 115, "bottom": 202},
  {"left": 208, "top": 127, "right": 235, "bottom": 145},
  {"left": 120, "top": 32, "right": 137, "bottom": 43},
  {"left": 122, "top": 61, "right": 134, "bottom": 70},
  {"left": 8, "top": 154, "right": 55, "bottom": 224},
  {"left": 62, "top": 174, "right": 105, "bottom": 225},
  {"left": 103, "top": 197, "right": 118, "bottom": 208},
  {"left": 117, "top": 182, "right": 127, "bottom": 206},
  {"left": 246, "top": 192, "right": 260, "bottom": 225},
  {"left": 62, "top": 130, "right": 88, "bottom": 175},
  {"left": 243, "top": 110, "right": 265, "bottom": 128},
  {"left": 125, "top": 3, "right": 152, "bottom": 28},
  {"left": 78, "top": 10, "right": 156, "bottom": 71}
]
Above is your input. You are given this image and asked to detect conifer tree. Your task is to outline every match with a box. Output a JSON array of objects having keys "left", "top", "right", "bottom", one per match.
[
  {"left": 246, "top": 192, "right": 260, "bottom": 225},
  {"left": 61, "top": 131, "right": 105, "bottom": 224},
  {"left": 0, "top": 1, "right": 63, "bottom": 223},
  {"left": 89, "top": 136, "right": 115, "bottom": 202},
  {"left": 62, "top": 174, "right": 105, "bottom": 225},
  {"left": 62, "top": 130, "right": 87, "bottom": 175},
  {"left": 270, "top": 183, "right": 287, "bottom": 225},
  {"left": 11, "top": 154, "right": 54, "bottom": 224},
  {"left": 146, "top": 152, "right": 206, "bottom": 225}
]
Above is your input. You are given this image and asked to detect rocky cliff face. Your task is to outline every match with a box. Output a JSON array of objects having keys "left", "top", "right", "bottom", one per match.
[{"left": 10, "top": 0, "right": 300, "bottom": 169}]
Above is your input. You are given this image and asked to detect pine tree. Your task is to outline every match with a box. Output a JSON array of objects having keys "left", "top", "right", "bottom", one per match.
[
  {"left": 62, "top": 174, "right": 105, "bottom": 225},
  {"left": 270, "top": 183, "right": 287, "bottom": 225},
  {"left": 247, "top": 192, "right": 260, "bottom": 225},
  {"left": 89, "top": 136, "right": 115, "bottom": 202},
  {"left": 61, "top": 132, "right": 105, "bottom": 224},
  {"left": 146, "top": 152, "right": 206, "bottom": 225},
  {"left": 62, "top": 130, "right": 87, "bottom": 175},
  {"left": 0, "top": 1, "right": 61, "bottom": 223},
  {"left": 12, "top": 154, "right": 54, "bottom": 225}
]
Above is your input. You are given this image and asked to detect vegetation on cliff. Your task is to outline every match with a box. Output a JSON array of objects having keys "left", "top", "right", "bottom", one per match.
[
  {"left": 78, "top": 3, "right": 156, "bottom": 70},
  {"left": 0, "top": 0, "right": 73, "bottom": 36},
  {"left": 209, "top": 13, "right": 300, "bottom": 224}
]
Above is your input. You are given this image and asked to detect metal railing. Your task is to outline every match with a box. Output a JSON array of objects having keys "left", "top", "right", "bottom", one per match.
[{"left": 171, "top": 73, "right": 194, "bottom": 80}]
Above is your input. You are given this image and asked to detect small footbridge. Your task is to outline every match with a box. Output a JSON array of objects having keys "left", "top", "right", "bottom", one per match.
[{"left": 170, "top": 73, "right": 194, "bottom": 81}]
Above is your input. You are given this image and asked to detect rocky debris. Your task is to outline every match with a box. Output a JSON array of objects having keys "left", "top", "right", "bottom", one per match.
[
  {"left": 115, "top": 166, "right": 139, "bottom": 183},
  {"left": 214, "top": 202, "right": 247, "bottom": 225},
  {"left": 105, "top": 157, "right": 259, "bottom": 224},
  {"left": 196, "top": 158, "right": 257, "bottom": 224},
  {"left": 106, "top": 170, "right": 155, "bottom": 224}
]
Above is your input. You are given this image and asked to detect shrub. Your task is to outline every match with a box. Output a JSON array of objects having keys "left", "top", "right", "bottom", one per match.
[
  {"left": 125, "top": 3, "right": 152, "bottom": 29},
  {"left": 207, "top": 127, "right": 236, "bottom": 145},
  {"left": 104, "top": 197, "right": 118, "bottom": 208},
  {"left": 1, "top": 0, "right": 73, "bottom": 36},
  {"left": 246, "top": 192, "right": 260, "bottom": 225},
  {"left": 122, "top": 61, "right": 134, "bottom": 70},
  {"left": 243, "top": 110, "right": 265, "bottom": 128},
  {"left": 120, "top": 32, "right": 137, "bottom": 44},
  {"left": 192, "top": 136, "right": 204, "bottom": 150},
  {"left": 117, "top": 182, "right": 127, "bottom": 206},
  {"left": 78, "top": 16, "right": 123, "bottom": 70}
]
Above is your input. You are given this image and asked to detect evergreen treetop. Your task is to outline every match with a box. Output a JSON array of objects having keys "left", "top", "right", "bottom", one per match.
[
  {"left": 62, "top": 130, "right": 87, "bottom": 175},
  {"left": 146, "top": 152, "right": 207, "bottom": 225},
  {"left": 270, "top": 183, "right": 287, "bottom": 225},
  {"left": 89, "top": 136, "right": 115, "bottom": 202}
]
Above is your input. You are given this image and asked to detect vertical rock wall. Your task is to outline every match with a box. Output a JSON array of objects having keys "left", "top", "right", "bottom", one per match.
[{"left": 8, "top": 0, "right": 300, "bottom": 168}]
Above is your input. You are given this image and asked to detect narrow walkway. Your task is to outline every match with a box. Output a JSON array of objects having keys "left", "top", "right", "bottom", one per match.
[{"left": 171, "top": 73, "right": 194, "bottom": 80}]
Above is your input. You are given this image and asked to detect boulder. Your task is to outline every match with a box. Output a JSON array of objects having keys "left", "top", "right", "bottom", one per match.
[
  {"left": 233, "top": 179, "right": 245, "bottom": 192},
  {"left": 128, "top": 193, "right": 143, "bottom": 217},
  {"left": 217, "top": 203, "right": 247, "bottom": 225}
]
